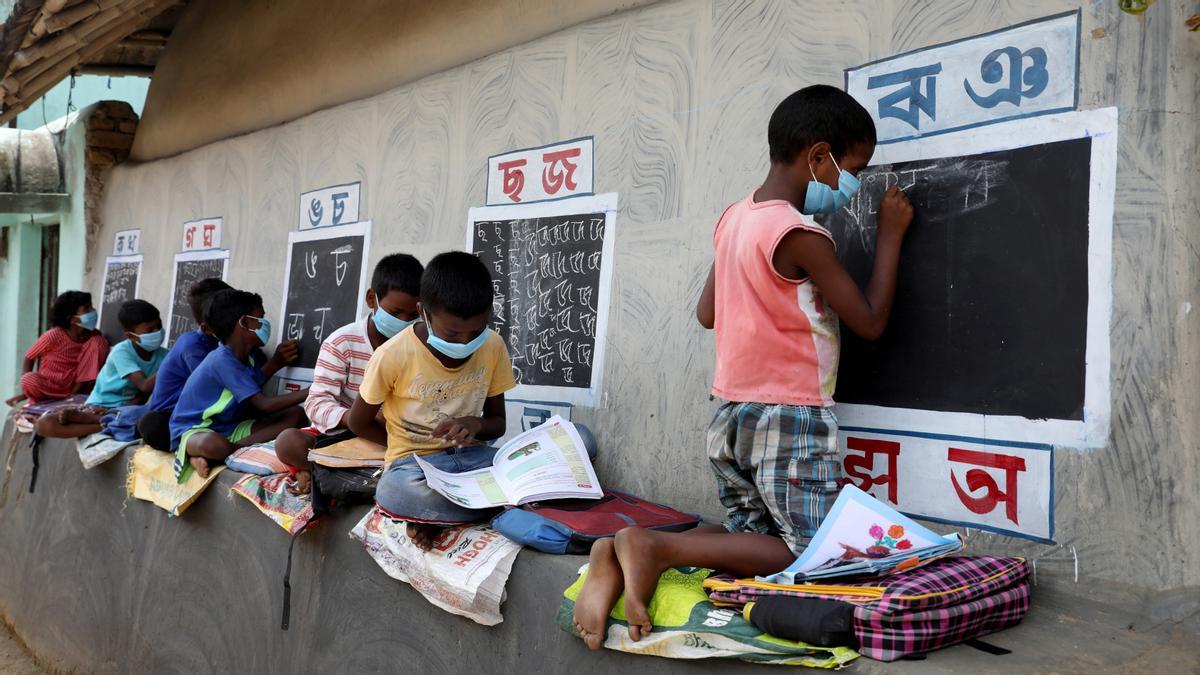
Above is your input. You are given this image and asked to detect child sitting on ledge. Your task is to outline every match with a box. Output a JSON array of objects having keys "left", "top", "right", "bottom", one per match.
[
  {"left": 168, "top": 289, "right": 308, "bottom": 481},
  {"left": 36, "top": 299, "right": 168, "bottom": 439},
  {"left": 6, "top": 290, "right": 109, "bottom": 408}
]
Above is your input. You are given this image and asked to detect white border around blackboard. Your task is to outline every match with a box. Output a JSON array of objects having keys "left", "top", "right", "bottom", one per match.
[
  {"left": 277, "top": 220, "right": 372, "bottom": 383},
  {"left": 97, "top": 253, "right": 144, "bottom": 333},
  {"left": 466, "top": 192, "right": 619, "bottom": 408},
  {"left": 834, "top": 107, "right": 1117, "bottom": 450},
  {"left": 166, "top": 249, "right": 231, "bottom": 348}
]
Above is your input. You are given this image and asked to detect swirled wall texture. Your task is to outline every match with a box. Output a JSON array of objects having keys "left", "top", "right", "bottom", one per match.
[{"left": 97, "top": 0, "right": 1199, "bottom": 591}]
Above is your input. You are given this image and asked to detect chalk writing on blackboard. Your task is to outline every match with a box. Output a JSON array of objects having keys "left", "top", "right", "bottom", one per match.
[
  {"left": 99, "top": 255, "right": 142, "bottom": 344},
  {"left": 467, "top": 194, "right": 617, "bottom": 405},
  {"left": 473, "top": 213, "right": 605, "bottom": 389},
  {"left": 168, "top": 250, "right": 229, "bottom": 347},
  {"left": 821, "top": 138, "right": 1089, "bottom": 423},
  {"left": 279, "top": 221, "right": 370, "bottom": 378}
]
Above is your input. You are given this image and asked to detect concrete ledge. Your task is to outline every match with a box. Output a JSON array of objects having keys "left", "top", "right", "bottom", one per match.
[{"left": 0, "top": 425, "right": 1195, "bottom": 673}]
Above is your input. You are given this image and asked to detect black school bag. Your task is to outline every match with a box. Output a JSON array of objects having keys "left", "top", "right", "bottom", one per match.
[
  {"left": 490, "top": 489, "right": 701, "bottom": 554},
  {"left": 281, "top": 432, "right": 381, "bottom": 630}
]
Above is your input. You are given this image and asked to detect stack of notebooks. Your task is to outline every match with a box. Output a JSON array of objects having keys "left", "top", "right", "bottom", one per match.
[{"left": 761, "top": 485, "right": 963, "bottom": 584}]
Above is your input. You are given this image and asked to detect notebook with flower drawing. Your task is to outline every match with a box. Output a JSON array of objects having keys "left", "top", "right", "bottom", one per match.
[{"left": 760, "top": 484, "right": 963, "bottom": 584}]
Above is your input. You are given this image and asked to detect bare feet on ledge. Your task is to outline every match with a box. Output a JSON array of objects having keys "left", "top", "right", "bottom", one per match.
[
  {"left": 189, "top": 456, "right": 209, "bottom": 479},
  {"left": 572, "top": 537, "right": 624, "bottom": 651},
  {"left": 407, "top": 522, "right": 445, "bottom": 551}
]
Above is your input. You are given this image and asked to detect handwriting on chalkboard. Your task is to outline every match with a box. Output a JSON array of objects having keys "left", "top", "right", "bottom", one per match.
[
  {"left": 100, "top": 260, "right": 140, "bottom": 343},
  {"left": 824, "top": 156, "right": 1008, "bottom": 253},
  {"left": 472, "top": 213, "right": 606, "bottom": 389},
  {"left": 281, "top": 231, "right": 366, "bottom": 370},
  {"left": 169, "top": 256, "right": 227, "bottom": 346},
  {"left": 822, "top": 138, "right": 1091, "bottom": 422}
]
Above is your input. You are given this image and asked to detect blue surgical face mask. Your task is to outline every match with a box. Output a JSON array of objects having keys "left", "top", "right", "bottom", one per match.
[
  {"left": 242, "top": 315, "right": 271, "bottom": 346},
  {"left": 134, "top": 329, "right": 165, "bottom": 351},
  {"left": 423, "top": 310, "right": 489, "bottom": 360},
  {"left": 76, "top": 310, "right": 98, "bottom": 331},
  {"left": 802, "top": 153, "right": 861, "bottom": 215},
  {"left": 372, "top": 308, "right": 415, "bottom": 339}
]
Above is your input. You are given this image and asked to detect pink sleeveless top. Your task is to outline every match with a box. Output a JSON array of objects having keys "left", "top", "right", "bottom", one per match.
[{"left": 711, "top": 194, "right": 840, "bottom": 407}]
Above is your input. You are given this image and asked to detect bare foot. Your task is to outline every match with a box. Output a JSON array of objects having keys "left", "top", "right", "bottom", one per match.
[
  {"left": 613, "top": 527, "right": 666, "bottom": 641},
  {"left": 407, "top": 522, "right": 445, "bottom": 551},
  {"left": 287, "top": 469, "right": 311, "bottom": 495},
  {"left": 188, "top": 455, "right": 209, "bottom": 479},
  {"left": 572, "top": 538, "right": 623, "bottom": 651}
]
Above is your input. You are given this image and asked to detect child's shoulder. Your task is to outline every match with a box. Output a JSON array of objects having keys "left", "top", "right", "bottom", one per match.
[
  {"left": 36, "top": 327, "right": 66, "bottom": 342},
  {"left": 323, "top": 318, "right": 369, "bottom": 349},
  {"left": 483, "top": 329, "right": 507, "bottom": 352}
]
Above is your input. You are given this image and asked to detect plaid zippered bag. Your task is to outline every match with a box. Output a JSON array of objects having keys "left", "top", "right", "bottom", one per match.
[{"left": 706, "top": 555, "right": 1031, "bottom": 661}]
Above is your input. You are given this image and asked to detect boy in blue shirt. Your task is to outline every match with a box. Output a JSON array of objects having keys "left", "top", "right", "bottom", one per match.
[
  {"left": 35, "top": 299, "right": 168, "bottom": 438},
  {"left": 169, "top": 289, "right": 308, "bottom": 480},
  {"left": 138, "top": 278, "right": 299, "bottom": 449}
]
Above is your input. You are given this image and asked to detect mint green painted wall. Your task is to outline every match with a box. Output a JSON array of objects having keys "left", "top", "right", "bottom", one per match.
[
  {"left": 15, "top": 75, "right": 148, "bottom": 131},
  {"left": 0, "top": 78, "right": 147, "bottom": 414},
  {"left": 0, "top": 220, "right": 46, "bottom": 410}
]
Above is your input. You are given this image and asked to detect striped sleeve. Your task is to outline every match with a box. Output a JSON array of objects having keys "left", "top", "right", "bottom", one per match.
[
  {"left": 303, "top": 339, "right": 351, "bottom": 433},
  {"left": 24, "top": 330, "right": 58, "bottom": 361}
]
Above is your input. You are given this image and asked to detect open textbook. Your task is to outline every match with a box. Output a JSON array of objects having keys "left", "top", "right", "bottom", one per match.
[
  {"left": 415, "top": 416, "right": 602, "bottom": 509},
  {"left": 761, "top": 484, "right": 963, "bottom": 584}
]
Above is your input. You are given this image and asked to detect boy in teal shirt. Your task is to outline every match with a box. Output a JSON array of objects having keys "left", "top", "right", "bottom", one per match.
[{"left": 35, "top": 299, "right": 168, "bottom": 438}]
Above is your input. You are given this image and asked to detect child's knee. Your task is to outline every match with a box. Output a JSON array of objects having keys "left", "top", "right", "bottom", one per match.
[
  {"left": 186, "top": 432, "right": 233, "bottom": 460},
  {"left": 136, "top": 411, "right": 171, "bottom": 451},
  {"left": 374, "top": 462, "right": 431, "bottom": 515},
  {"left": 275, "top": 428, "right": 314, "bottom": 466},
  {"left": 19, "top": 373, "right": 40, "bottom": 400}
]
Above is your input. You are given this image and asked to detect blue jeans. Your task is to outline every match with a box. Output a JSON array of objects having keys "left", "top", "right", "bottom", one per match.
[{"left": 374, "top": 423, "right": 598, "bottom": 524}]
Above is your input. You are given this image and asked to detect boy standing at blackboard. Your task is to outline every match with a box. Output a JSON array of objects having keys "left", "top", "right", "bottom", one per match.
[
  {"left": 572, "top": 85, "right": 913, "bottom": 649},
  {"left": 273, "top": 253, "right": 424, "bottom": 494},
  {"left": 348, "top": 252, "right": 517, "bottom": 550},
  {"left": 169, "top": 289, "right": 308, "bottom": 481}
]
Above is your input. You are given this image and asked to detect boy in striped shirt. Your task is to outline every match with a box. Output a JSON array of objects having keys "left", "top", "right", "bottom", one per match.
[{"left": 274, "top": 253, "right": 424, "bottom": 493}]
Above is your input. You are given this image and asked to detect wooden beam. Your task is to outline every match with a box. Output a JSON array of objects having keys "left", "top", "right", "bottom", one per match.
[{"left": 0, "top": 192, "right": 69, "bottom": 213}]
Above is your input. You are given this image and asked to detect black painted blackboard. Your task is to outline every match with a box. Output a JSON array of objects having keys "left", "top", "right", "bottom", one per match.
[
  {"left": 819, "top": 137, "right": 1091, "bottom": 421},
  {"left": 472, "top": 213, "right": 606, "bottom": 388},
  {"left": 168, "top": 255, "right": 228, "bottom": 346},
  {"left": 99, "top": 259, "right": 140, "bottom": 344},
  {"left": 281, "top": 233, "right": 365, "bottom": 370}
]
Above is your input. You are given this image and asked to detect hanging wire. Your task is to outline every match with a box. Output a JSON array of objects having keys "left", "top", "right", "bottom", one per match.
[
  {"left": 66, "top": 73, "right": 77, "bottom": 113},
  {"left": 41, "top": 94, "right": 48, "bottom": 128}
]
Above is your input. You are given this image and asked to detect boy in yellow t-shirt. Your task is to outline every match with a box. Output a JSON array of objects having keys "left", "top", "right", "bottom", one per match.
[{"left": 349, "top": 251, "right": 516, "bottom": 549}]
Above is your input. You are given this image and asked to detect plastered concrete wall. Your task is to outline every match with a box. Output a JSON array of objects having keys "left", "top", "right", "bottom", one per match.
[
  {"left": 95, "top": 0, "right": 1199, "bottom": 591},
  {"left": 132, "top": 0, "right": 656, "bottom": 161}
]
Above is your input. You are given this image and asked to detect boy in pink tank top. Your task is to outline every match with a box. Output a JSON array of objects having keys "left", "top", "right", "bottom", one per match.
[{"left": 573, "top": 85, "right": 914, "bottom": 649}]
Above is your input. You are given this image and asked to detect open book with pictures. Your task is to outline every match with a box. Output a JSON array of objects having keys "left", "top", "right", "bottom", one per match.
[
  {"left": 761, "top": 484, "right": 964, "bottom": 584},
  {"left": 415, "top": 416, "right": 601, "bottom": 509}
]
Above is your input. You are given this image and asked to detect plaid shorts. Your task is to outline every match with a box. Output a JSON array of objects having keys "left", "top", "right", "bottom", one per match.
[{"left": 707, "top": 401, "right": 842, "bottom": 555}]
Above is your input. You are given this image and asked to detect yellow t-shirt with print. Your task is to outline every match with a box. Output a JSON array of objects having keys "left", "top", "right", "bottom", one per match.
[{"left": 357, "top": 327, "right": 517, "bottom": 464}]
